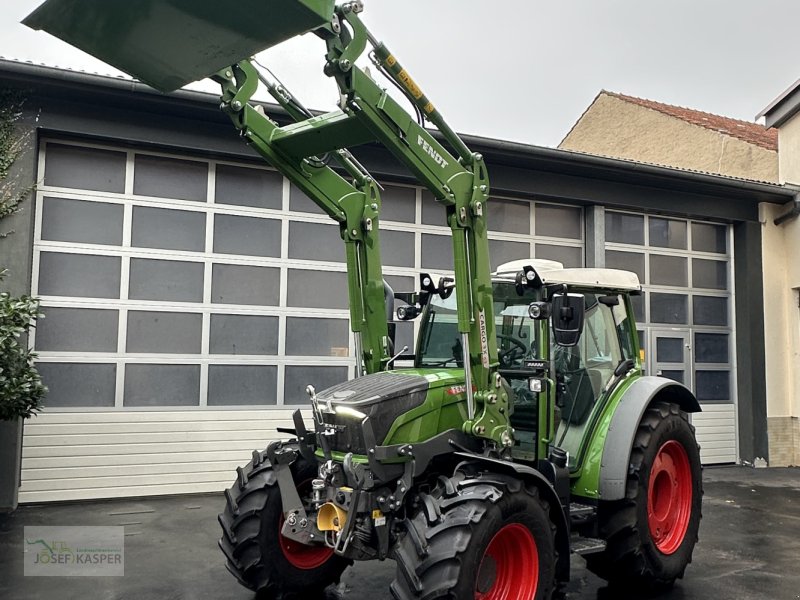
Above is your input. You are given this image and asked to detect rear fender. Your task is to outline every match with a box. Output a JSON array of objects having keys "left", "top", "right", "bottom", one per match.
[
  {"left": 597, "top": 376, "right": 700, "bottom": 501},
  {"left": 453, "top": 452, "right": 571, "bottom": 582}
]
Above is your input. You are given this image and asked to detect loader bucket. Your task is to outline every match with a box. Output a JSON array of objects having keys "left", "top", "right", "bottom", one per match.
[{"left": 23, "top": 0, "right": 336, "bottom": 93}]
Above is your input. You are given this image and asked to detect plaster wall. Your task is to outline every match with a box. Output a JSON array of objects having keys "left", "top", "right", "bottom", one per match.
[
  {"left": 778, "top": 111, "right": 800, "bottom": 185},
  {"left": 561, "top": 94, "right": 778, "bottom": 183},
  {"left": 762, "top": 111, "right": 800, "bottom": 465}
]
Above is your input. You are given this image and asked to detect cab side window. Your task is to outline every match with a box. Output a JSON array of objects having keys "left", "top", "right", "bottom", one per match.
[{"left": 557, "top": 295, "right": 623, "bottom": 427}]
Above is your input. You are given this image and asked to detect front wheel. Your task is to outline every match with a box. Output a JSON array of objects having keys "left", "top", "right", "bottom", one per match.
[
  {"left": 391, "top": 479, "right": 556, "bottom": 599},
  {"left": 218, "top": 446, "right": 348, "bottom": 598},
  {"left": 586, "top": 401, "right": 702, "bottom": 590}
]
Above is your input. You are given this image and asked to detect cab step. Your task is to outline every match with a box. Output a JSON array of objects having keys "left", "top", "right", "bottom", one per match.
[
  {"left": 571, "top": 535, "right": 607, "bottom": 556},
  {"left": 569, "top": 502, "right": 597, "bottom": 527}
]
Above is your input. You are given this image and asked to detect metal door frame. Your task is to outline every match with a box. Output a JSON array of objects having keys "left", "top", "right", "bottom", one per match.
[{"left": 648, "top": 327, "right": 692, "bottom": 390}]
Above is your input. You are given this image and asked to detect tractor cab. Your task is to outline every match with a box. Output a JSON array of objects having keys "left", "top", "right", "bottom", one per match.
[{"left": 413, "top": 259, "right": 642, "bottom": 468}]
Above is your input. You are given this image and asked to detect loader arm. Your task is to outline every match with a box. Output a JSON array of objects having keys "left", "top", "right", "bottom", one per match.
[{"left": 24, "top": 0, "right": 510, "bottom": 443}]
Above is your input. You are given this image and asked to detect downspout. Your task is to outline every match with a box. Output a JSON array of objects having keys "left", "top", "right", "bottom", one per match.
[{"left": 774, "top": 192, "right": 800, "bottom": 225}]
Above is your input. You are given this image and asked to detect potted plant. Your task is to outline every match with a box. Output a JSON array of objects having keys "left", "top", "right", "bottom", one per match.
[
  {"left": 0, "top": 91, "right": 45, "bottom": 513},
  {"left": 0, "top": 275, "right": 45, "bottom": 511}
]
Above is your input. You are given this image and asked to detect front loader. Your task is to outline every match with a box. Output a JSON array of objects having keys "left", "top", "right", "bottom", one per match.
[{"left": 24, "top": 2, "right": 703, "bottom": 598}]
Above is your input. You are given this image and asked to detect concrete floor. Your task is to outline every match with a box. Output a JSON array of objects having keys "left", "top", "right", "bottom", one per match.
[{"left": 1, "top": 466, "right": 799, "bottom": 600}]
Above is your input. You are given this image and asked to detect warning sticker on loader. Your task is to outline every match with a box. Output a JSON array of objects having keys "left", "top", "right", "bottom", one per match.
[{"left": 478, "top": 309, "right": 490, "bottom": 368}]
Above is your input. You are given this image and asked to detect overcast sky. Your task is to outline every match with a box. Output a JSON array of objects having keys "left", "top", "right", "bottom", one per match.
[{"left": 4, "top": 0, "right": 800, "bottom": 147}]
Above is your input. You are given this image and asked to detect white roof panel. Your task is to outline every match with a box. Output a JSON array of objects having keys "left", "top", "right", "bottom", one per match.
[
  {"left": 541, "top": 267, "right": 641, "bottom": 290},
  {"left": 493, "top": 260, "right": 641, "bottom": 291}
]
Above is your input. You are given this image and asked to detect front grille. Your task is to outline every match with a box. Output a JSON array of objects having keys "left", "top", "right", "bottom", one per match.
[{"left": 317, "top": 413, "right": 367, "bottom": 454}]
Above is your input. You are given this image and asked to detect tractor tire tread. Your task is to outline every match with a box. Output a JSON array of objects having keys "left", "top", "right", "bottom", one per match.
[
  {"left": 390, "top": 478, "right": 556, "bottom": 600},
  {"left": 586, "top": 401, "right": 702, "bottom": 590},
  {"left": 218, "top": 445, "right": 347, "bottom": 598}
]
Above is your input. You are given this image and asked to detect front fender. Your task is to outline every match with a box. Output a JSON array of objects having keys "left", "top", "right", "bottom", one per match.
[{"left": 575, "top": 376, "right": 700, "bottom": 502}]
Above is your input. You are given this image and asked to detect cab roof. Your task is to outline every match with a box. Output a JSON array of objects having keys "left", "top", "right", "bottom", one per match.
[{"left": 492, "top": 259, "right": 641, "bottom": 292}]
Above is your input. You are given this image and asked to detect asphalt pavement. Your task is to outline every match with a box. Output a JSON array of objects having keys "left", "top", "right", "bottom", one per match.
[{"left": 1, "top": 466, "right": 799, "bottom": 600}]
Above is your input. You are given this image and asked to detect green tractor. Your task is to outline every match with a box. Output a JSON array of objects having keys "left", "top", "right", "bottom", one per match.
[{"left": 25, "top": 1, "right": 702, "bottom": 598}]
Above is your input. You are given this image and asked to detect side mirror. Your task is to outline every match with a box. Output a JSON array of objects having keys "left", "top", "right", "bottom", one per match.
[{"left": 552, "top": 293, "right": 585, "bottom": 347}]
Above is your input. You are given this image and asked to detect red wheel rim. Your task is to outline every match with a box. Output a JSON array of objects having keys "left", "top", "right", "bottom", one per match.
[
  {"left": 278, "top": 480, "right": 335, "bottom": 570},
  {"left": 647, "top": 440, "right": 693, "bottom": 555},
  {"left": 475, "top": 523, "right": 539, "bottom": 599}
]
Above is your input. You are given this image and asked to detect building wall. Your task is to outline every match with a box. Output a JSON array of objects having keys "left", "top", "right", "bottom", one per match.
[
  {"left": 561, "top": 94, "right": 779, "bottom": 183},
  {"left": 778, "top": 110, "right": 800, "bottom": 185},
  {"left": 762, "top": 111, "right": 800, "bottom": 465}
]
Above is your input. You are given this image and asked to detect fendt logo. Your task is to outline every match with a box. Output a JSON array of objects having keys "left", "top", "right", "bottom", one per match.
[{"left": 417, "top": 135, "right": 449, "bottom": 169}]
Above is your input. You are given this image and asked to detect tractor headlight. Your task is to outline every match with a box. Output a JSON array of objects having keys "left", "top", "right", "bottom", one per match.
[
  {"left": 528, "top": 301, "right": 551, "bottom": 320},
  {"left": 334, "top": 406, "right": 367, "bottom": 420}
]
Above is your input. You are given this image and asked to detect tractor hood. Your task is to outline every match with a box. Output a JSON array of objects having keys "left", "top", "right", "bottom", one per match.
[
  {"left": 312, "top": 370, "right": 465, "bottom": 454},
  {"left": 314, "top": 371, "right": 429, "bottom": 409}
]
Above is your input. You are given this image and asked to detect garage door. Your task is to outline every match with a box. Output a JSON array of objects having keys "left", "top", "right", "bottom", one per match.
[
  {"left": 23, "top": 139, "right": 586, "bottom": 502},
  {"left": 605, "top": 210, "right": 738, "bottom": 464}
]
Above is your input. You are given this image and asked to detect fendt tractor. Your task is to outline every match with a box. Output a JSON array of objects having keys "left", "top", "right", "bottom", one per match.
[{"left": 25, "top": 1, "right": 703, "bottom": 598}]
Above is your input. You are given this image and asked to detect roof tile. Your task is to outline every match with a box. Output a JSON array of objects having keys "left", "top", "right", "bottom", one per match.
[{"left": 605, "top": 91, "right": 778, "bottom": 152}]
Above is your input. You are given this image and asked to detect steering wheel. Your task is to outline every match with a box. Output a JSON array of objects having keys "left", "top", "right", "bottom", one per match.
[{"left": 497, "top": 334, "right": 528, "bottom": 367}]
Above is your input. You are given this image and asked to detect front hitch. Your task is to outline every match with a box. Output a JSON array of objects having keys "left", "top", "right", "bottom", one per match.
[{"left": 268, "top": 442, "right": 327, "bottom": 547}]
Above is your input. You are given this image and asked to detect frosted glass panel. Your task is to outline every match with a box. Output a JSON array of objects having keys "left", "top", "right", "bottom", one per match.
[
  {"left": 211, "top": 264, "right": 280, "bottom": 306},
  {"left": 284, "top": 366, "right": 348, "bottom": 403},
  {"left": 124, "top": 364, "right": 200, "bottom": 406},
  {"left": 39, "top": 253, "right": 121, "bottom": 299},
  {"left": 132, "top": 206, "right": 206, "bottom": 252},
  {"left": 134, "top": 154, "right": 207, "bottom": 201},
  {"left": 208, "top": 366, "right": 277, "bottom": 406},
  {"left": 44, "top": 144, "right": 125, "bottom": 193},
  {"left": 126, "top": 311, "right": 202, "bottom": 354},
  {"left": 36, "top": 307, "right": 118, "bottom": 352},
  {"left": 213, "top": 214, "right": 281, "bottom": 257},
  {"left": 129, "top": 259, "right": 204, "bottom": 302},
  {"left": 210, "top": 314, "right": 278, "bottom": 355},
  {"left": 42, "top": 197, "right": 123, "bottom": 246},
  {"left": 215, "top": 164, "right": 282, "bottom": 209},
  {"left": 37, "top": 363, "right": 116, "bottom": 407}
]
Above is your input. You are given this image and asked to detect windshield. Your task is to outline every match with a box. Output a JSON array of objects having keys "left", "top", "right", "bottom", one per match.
[{"left": 417, "top": 283, "right": 539, "bottom": 368}]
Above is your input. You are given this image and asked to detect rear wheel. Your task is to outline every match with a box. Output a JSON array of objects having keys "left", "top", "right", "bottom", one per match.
[
  {"left": 391, "top": 478, "right": 556, "bottom": 600},
  {"left": 586, "top": 401, "right": 702, "bottom": 590},
  {"left": 218, "top": 446, "right": 348, "bottom": 599}
]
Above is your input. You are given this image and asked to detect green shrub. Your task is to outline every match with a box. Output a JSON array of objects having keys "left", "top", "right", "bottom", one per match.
[{"left": 0, "top": 271, "right": 45, "bottom": 420}]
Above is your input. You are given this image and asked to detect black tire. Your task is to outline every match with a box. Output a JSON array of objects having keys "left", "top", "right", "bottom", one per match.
[
  {"left": 391, "top": 478, "right": 557, "bottom": 600},
  {"left": 218, "top": 446, "right": 348, "bottom": 599},
  {"left": 586, "top": 401, "right": 702, "bottom": 590}
]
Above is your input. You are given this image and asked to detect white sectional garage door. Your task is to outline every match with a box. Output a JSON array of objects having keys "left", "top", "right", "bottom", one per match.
[
  {"left": 23, "top": 139, "right": 585, "bottom": 502},
  {"left": 605, "top": 210, "right": 738, "bottom": 464}
]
